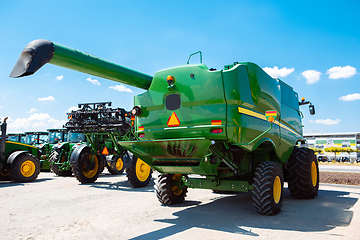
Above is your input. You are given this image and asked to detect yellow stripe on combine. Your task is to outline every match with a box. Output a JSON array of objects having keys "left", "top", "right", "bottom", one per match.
[
  {"left": 6, "top": 141, "right": 38, "bottom": 149},
  {"left": 238, "top": 107, "right": 301, "bottom": 137}
]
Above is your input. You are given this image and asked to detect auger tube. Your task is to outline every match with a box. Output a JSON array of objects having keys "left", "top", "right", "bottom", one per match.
[{"left": 10, "top": 39, "right": 153, "bottom": 90}]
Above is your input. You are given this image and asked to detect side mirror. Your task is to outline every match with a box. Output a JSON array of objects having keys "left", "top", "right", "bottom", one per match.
[{"left": 309, "top": 104, "right": 315, "bottom": 115}]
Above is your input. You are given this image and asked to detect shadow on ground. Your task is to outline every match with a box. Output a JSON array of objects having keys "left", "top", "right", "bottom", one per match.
[
  {"left": 89, "top": 177, "right": 155, "bottom": 192},
  {"left": 130, "top": 188, "right": 358, "bottom": 239},
  {"left": 0, "top": 177, "right": 53, "bottom": 188}
]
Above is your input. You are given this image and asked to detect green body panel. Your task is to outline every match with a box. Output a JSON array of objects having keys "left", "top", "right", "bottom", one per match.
[
  {"left": 50, "top": 43, "right": 153, "bottom": 90},
  {"left": 187, "top": 178, "right": 253, "bottom": 192},
  {"left": 119, "top": 138, "right": 213, "bottom": 175},
  {"left": 1, "top": 141, "right": 40, "bottom": 161}
]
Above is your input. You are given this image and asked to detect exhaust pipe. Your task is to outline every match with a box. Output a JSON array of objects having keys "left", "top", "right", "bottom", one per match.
[{"left": 0, "top": 117, "right": 8, "bottom": 161}]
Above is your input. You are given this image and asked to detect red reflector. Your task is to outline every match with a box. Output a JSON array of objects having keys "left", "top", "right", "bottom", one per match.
[
  {"left": 139, "top": 133, "right": 145, "bottom": 138},
  {"left": 211, "top": 129, "right": 223, "bottom": 134}
]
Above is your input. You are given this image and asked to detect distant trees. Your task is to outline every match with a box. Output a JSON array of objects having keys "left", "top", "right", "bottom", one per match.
[
  {"left": 324, "top": 147, "right": 359, "bottom": 162},
  {"left": 310, "top": 148, "right": 323, "bottom": 155}
]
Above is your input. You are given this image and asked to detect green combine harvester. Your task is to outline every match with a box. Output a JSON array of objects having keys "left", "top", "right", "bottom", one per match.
[
  {"left": 11, "top": 39, "right": 318, "bottom": 215},
  {"left": 0, "top": 118, "right": 40, "bottom": 182}
]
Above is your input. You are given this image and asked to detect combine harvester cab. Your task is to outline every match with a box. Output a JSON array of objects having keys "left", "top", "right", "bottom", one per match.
[{"left": 11, "top": 40, "right": 317, "bottom": 215}]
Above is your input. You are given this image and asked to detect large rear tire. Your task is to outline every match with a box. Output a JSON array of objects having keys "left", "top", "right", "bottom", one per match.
[
  {"left": 106, "top": 155, "right": 125, "bottom": 175},
  {"left": 252, "top": 161, "right": 283, "bottom": 215},
  {"left": 72, "top": 148, "right": 104, "bottom": 184},
  {"left": 50, "top": 150, "right": 72, "bottom": 176},
  {"left": 155, "top": 173, "right": 188, "bottom": 205},
  {"left": 126, "top": 155, "right": 152, "bottom": 188},
  {"left": 287, "top": 147, "right": 319, "bottom": 199},
  {"left": 10, "top": 153, "right": 40, "bottom": 182}
]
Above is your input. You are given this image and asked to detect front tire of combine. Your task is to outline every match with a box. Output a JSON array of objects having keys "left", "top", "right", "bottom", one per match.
[
  {"left": 287, "top": 147, "right": 319, "bottom": 199},
  {"left": 10, "top": 153, "right": 40, "bottom": 182},
  {"left": 252, "top": 161, "right": 284, "bottom": 215},
  {"left": 106, "top": 155, "right": 125, "bottom": 175},
  {"left": 126, "top": 156, "right": 152, "bottom": 188},
  {"left": 72, "top": 148, "right": 104, "bottom": 184},
  {"left": 50, "top": 150, "right": 72, "bottom": 176},
  {"left": 155, "top": 173, "right": 188, "bottom": 205}
]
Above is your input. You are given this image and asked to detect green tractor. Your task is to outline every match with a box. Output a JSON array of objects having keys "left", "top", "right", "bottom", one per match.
[
  {"left": 0, "top": 118, "right": 40, "bottom": 182},
  {"left": 49, "top": 131, "right": 86, "bottom": 176},
  {"left": 24, "top": 131, "right": 50, "bottom": 171},
  {"left": 35, "top": 128, "right": 68, "bottom": 172},
  {"left": 11, "top": 39, "right": 318, "bottom": 215},
  {"left": 7, "top": 133, "right": 26, "bottom": 143},
  {"left": 63, "top": 102, "right": 152, "bottom": 186}
]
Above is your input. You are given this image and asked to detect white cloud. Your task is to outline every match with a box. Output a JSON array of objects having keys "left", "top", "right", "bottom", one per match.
[
  {"left": 56, "top": 75, "right": 64, "bottom": 81},
  {"left": 309, "top": 119, "right": 341, "bottom": 125},
  {"left": 66, "top": 106, "right": 79, "bottom": 113},
  {"left": 4, "top": 113, "right": 67, "bottom": 132},
  {"left": 301, "top": 70, "right": 322, "bottom": 84},
  {"left": 263, "top": 66, "right": 295, "bottom": 78},
  {"left": 38, "top": 96, "right": 56, "bottom": 102},
  {"left": 339, "top": 93, "right": 360, "bottom": 101},
  {"left": 86, "top": 77, "right": 100, "bottom": 85},
  {"left": 109, "top": 84, "right": 132, "bottom": 92},
  {"left": 26, "top": 108, "right": 37, "bottom": 113},
  {"left": 327, "top": 65, "right": 357, "bottom": 79}
]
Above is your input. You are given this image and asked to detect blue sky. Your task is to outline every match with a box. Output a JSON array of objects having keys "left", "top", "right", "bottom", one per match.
[{"left": 1, "top": 0, "right": 359, "bottom": 134}]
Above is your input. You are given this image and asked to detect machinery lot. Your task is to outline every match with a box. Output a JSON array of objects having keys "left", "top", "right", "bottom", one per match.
[{"left": 1, "top": 171, "right": 359, "bottom": 240}]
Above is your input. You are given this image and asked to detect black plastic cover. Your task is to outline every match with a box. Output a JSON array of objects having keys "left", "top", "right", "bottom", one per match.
[
  {"left": 10, "top": 39, "right": 54, "bottom": 78},
  {"left": 166, "top": 94, "right": 181, "bottom": 111}
]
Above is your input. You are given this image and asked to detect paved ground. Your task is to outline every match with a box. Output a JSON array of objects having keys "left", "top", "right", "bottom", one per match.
[{"left": 0, "top": 171, "right": 359, "bottom": 240}]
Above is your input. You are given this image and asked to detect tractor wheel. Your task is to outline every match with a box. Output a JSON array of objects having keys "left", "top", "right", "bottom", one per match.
[
  {"left": 49, "top": 150, "right": 72, "bottom": 176},
  {"left": 155, "top": 173, "right": 188, "bottom": 205},
  {"left": 106, "top": 155, "right": 125, "bottom": 175},
  {"left": 252, "top": 161, "right": 283, "bottom": 215},
  {"left": 0, "top": 170, "right": 11, "bottom": 181},
  {"left": 287, "top": 147, "right": 319, "bottom": 199},
  {"left": 126, "top": 155, "right": 152, "bottom": 188},
  {"left": 72, "top": 148, "right": 104, "bottom": 184},
  {"left": 10, "top": 153, "right": 40, "bottom": 182}
]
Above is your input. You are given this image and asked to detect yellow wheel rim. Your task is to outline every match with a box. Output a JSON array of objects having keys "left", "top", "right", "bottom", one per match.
[
  {"left": 82, "top": 154, "right": 99, "bottom": 178},
  {"left": 115, "top": 158, "right": 124, "bottom": 171},
  {"left": 273, "top": 176, "right": 281, "bottom": 204},
  {"left": 135, "top": 158, "right": 151, "bottom": 182},
  {"left": 311, "top": 161, "right": 317, "bottom": 187},
  {"left": 20, "top": 160, "right": 36, "bottom": 177},
  {"left": 172, "top": 174, "right": 183, "bottom": 195}
]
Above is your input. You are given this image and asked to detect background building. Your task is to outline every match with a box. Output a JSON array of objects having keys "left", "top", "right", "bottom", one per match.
[{"left": 304, "top": 130, "right": 360, "bottom": 162}]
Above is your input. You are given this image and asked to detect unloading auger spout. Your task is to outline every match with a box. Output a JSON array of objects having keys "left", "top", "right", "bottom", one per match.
[{"left": 10, "top": 39, "right": 153, "bottom": 90}]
